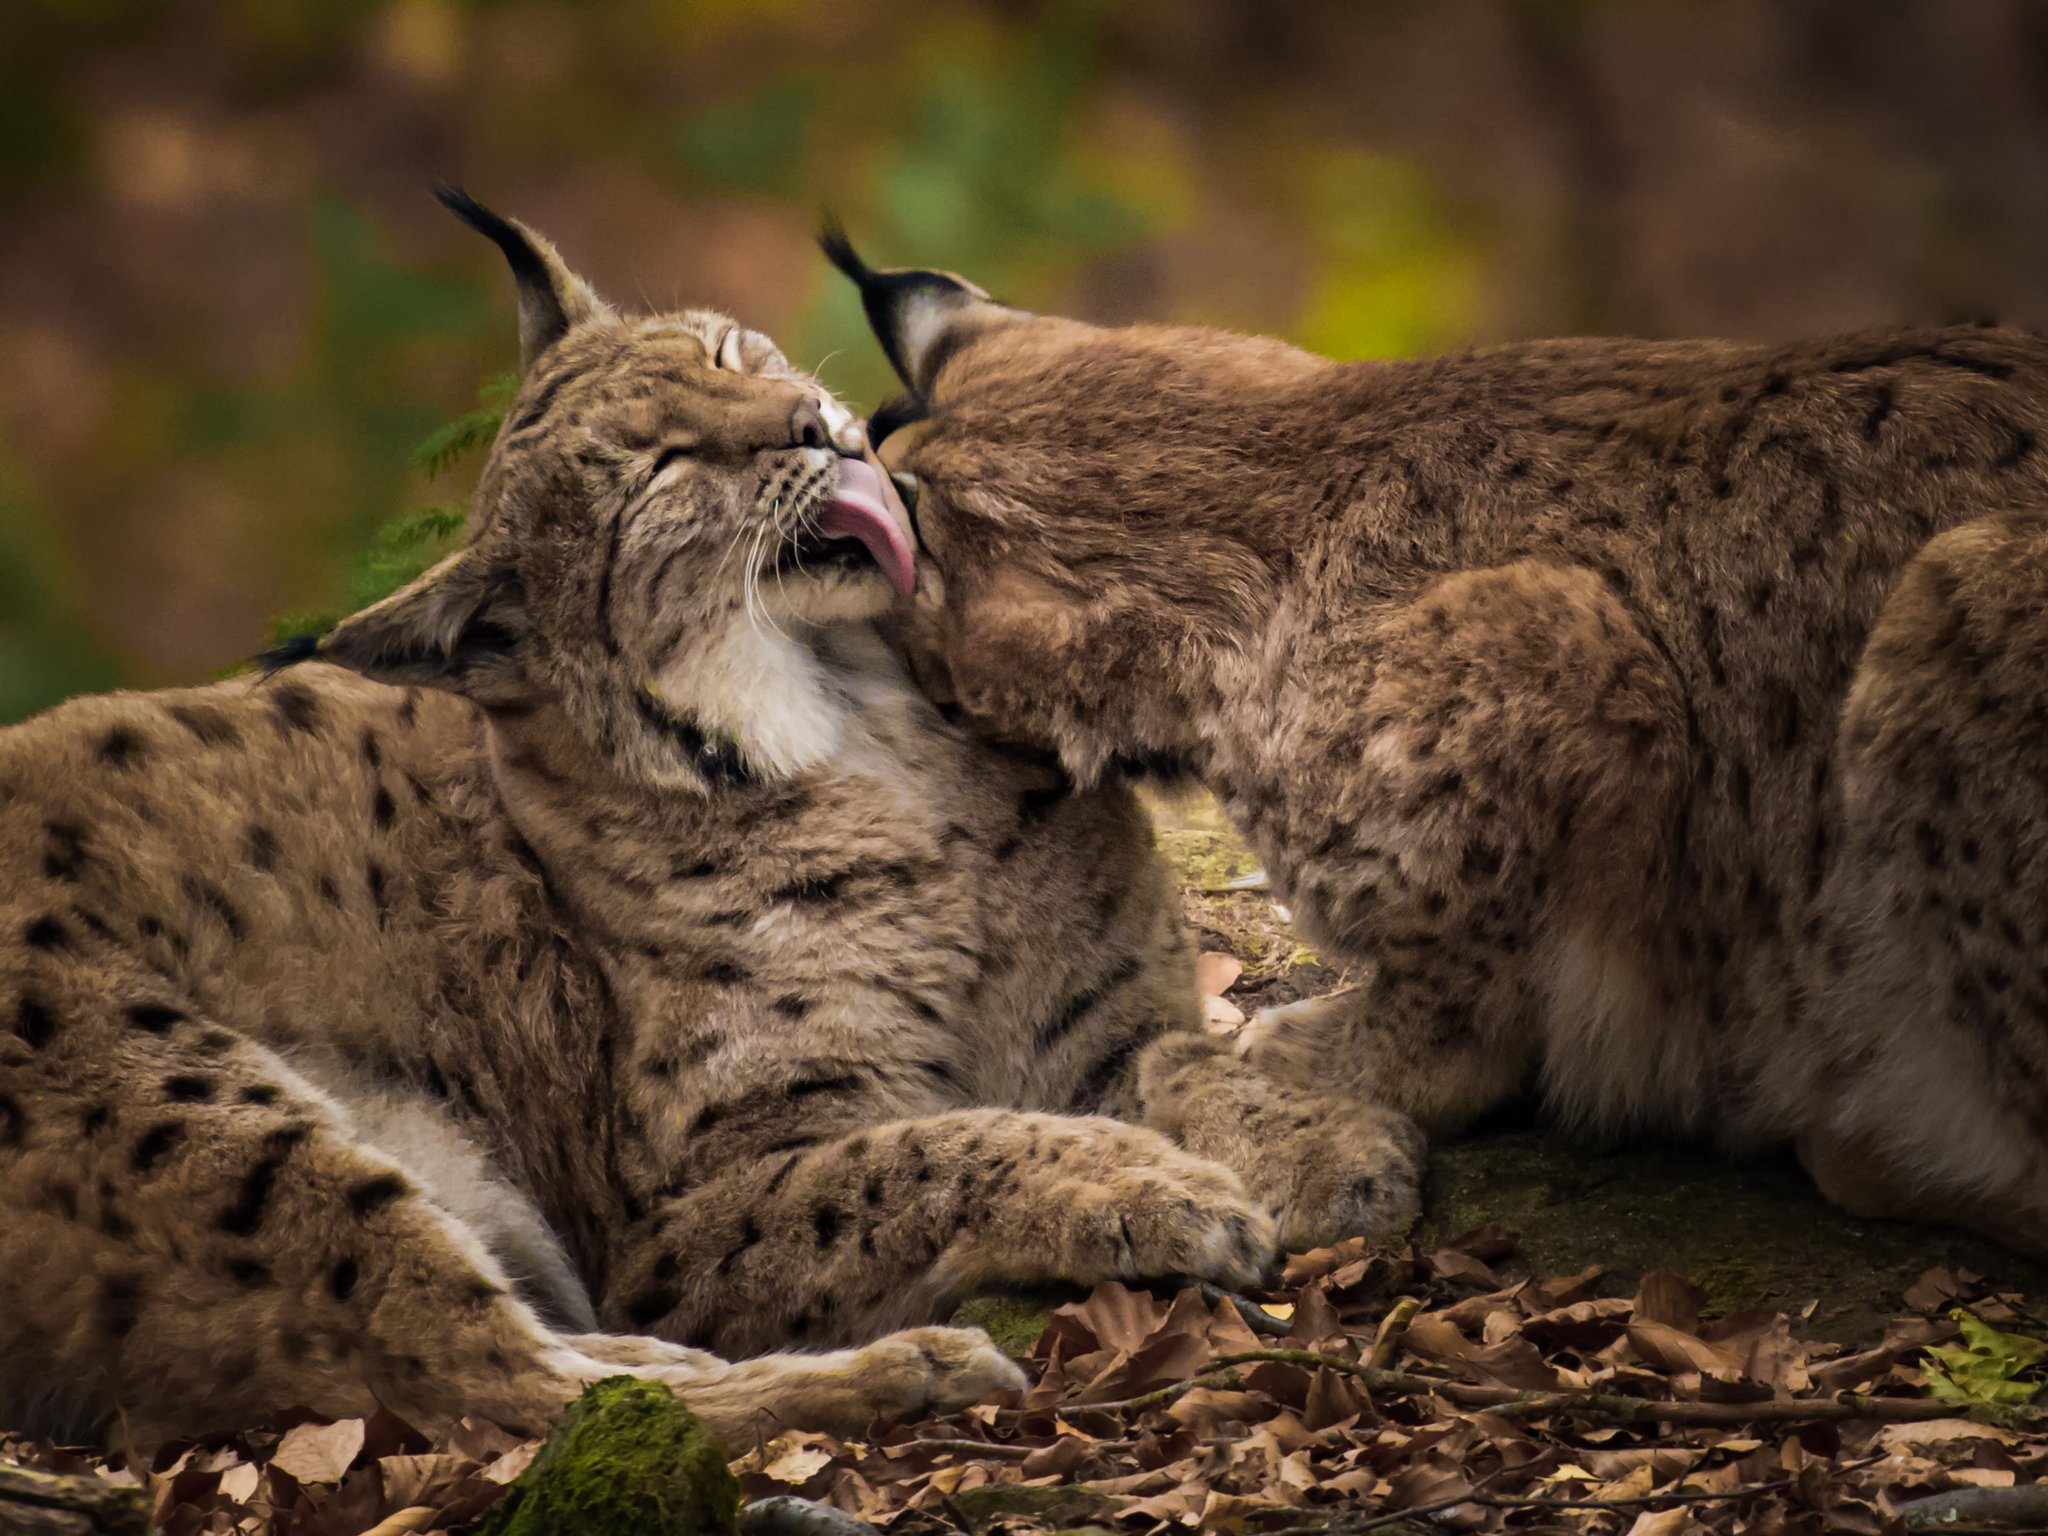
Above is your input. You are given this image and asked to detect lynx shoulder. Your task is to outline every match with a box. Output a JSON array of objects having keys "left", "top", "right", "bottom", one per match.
[
  {"left": 833, "top": 236, "right": 2048, "bottom": 1257},
  {"left": 0, "top": 195, "right": 1419, "bottom": 1444}
]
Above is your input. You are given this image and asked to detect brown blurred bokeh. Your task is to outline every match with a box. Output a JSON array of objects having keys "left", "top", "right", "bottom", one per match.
[{"left": 7, "top": 0, "right": 2048, "bottom": 719}]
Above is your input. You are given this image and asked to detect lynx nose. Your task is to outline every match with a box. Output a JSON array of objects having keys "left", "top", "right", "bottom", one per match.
[{"left": 789, "top": 399, "right": 831, "bottom": 451}]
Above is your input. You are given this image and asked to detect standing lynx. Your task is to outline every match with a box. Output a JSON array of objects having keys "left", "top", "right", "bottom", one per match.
[
  {"left": 0, "top": 194, "right": 1418, "bottom": 1445},
  {"left": 830, "top": 236, "right": 2048, "bottom": 1255}
]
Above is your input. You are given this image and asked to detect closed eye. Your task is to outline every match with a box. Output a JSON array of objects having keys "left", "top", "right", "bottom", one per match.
[{"left": 650, "top": 445, "right": 693, "bottom": 479}]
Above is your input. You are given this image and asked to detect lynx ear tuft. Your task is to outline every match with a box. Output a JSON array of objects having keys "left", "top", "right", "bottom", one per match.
[
  {"left": 819, "top": 219, "right": 1019, "bottom": 397},
  {"left": 318, "top": 545, "right": 528, "bottom": 697},
  {"left": 437, "top": 184, "right": 612, "bottom": 369}
]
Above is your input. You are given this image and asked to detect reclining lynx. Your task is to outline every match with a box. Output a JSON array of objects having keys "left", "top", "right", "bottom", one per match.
[
  {"left": 832, "top": 237, "right": 2048, "bottom": 1256},
  {"left": 0, "top": 193, "right": 1420, "bottom": 1445}
]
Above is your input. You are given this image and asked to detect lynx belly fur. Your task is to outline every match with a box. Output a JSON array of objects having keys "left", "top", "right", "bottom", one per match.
[
  {"left": 832, "top": 237, "right": 2048, "bottom": 1256},
  {"left": 0, "top": 195, "right": 1421, "bottom": 1444}
]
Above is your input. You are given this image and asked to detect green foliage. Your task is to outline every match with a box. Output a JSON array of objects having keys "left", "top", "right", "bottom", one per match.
[
  {"left": 477, "top": 1376, "right": 739, "bottom": 1536},
  {"left": 1296, "top": 150, "right": 1479, "bottom": 361},
  {"left": 0, "top": 454, "right": 121, "bottom": 723},
  {"left": 413, "top": 372, "right": 518, "bottom": 479},
  {"left": 675, "top": 74, "right": 821, "bottom": 196},
  {"left": 1924, "top": 1312, "right": 2048, "bottom": 1406}
]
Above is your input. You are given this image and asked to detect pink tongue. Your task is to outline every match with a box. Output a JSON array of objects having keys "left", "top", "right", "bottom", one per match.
[{"left": 817, "top": 455, "right": 917, "bottom": 597}]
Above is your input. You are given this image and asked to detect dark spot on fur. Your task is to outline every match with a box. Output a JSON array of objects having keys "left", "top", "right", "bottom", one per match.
[
  {"left": 98, "top": 725, "right": 144, "bottom": 767},
  {"left": 0, "top": 1093, "right": 23, "bottom": 1148},
  {"left": 366, "top": 863, "right": 389, "bottom": 923},
  {"left": 228, "top": 1257, "right": 271, "bottom": 1287},
  {"left": 702, "top": 960, "right": 750, "bottom": 986},
  {"left": 789, "top": 1073, "right": 863, "bottom": 1101},
  {"left": 330, "top": 1257, "right": 359, "bottom": 1301},
  {"left": 270, "top": 681, "right": 323, "bottom": 737},
  {"left": 15, "top": 997, "right": 57, "bottom": 1049},
  {"left": 132, "top": 1121, "right": 186, "bottom": 1173},
  {"left": 163, "top": 1075, "right": 214, "bottom": 1103},
  {"left": 715, "top": 1215, "right": 763, "bottom": 1277},
  {"left": 672, "top": 857, "right": 718, "bottom": 880},
  {"left": 182, "top": 876, "right": 245, "bottom": 939},
  {"left": 772, "top": 993, "right": 810, "bottom": 1019},
  {"left": 169, "top": 703, "right": 241, "bottom": 747},
  {"left": 764, "top": 1151, "right": 804, "bottom": 1194},
  {"left": 915, "top": 1058, "right": 959, "bottom": 1087},
  {"left": 705, "top": 909, "right": 750, "bottom": 929},
  {"left": 316, "top": 875, "right": 343, "bottom": 908},
  {"left": 80, "top": 1103, "right": 109, "bottom": 1135},
  {"left": 246, "top": 825, "right": 281, "bottom": 874},
  {"left": 99, "top": 1273, "right": 146, "bottom": 1337},
  {"left": 397, "top": 690, "right": 420, "bottom": 729},
  {"left": 626, "top": 1285, "right": 679, "bottom": 1328},
  {"left": 240, "top": 1084, "right": 281, "bottom": 1106},
  {"left": 218, "top": 1124, "right": 309, "bottom": 1235},
  {"left": 372, "top": 785, "right": 396, "bottom": 830},
  {"left": 125, "top": 1002, "right": 183, "bottom": 1034},
  {"left": 42, "top": 821, "right": 86, "bottom": 881},
  {"left": 811, "top": 1203, "right": 841, "bottom": 1248},
  {"left": 1036, "top": 956, "right": 1142, "bottom": 1050},
  {"left": 348, "top": 1174, "right": 408, "bottom": 1218},
  {"left": 360, "top": 729, "right": 382, "bottom": 768}
]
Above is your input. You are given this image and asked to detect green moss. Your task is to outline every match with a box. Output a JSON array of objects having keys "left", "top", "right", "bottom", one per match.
[
  {"left": 949, "top": 1295, "right": 1056, "bottom": 1356},
  {"left": 477, "top": 1377, "right": 740, "bottom": 1536}
]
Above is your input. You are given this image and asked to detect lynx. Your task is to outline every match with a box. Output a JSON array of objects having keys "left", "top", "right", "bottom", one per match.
[
  {"left": 0, "top": 194, "right": 1420, "bottom": 1446},
  {"left": 831, "top": 235, "right": 2048, "bottom": 1256}
]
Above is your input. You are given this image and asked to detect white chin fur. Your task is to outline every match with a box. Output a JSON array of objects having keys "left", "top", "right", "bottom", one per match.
[{"left": 762, "top": 568, "right": 895, "bottom": 626}]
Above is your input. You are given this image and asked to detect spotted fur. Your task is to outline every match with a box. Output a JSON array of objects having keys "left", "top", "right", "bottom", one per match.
[
  {"left": 0, "top": 198, "right": 1418, "bottom": 1444},
  {"left": 839, "top": 241, "right": 2048, "bottom": 1256}
]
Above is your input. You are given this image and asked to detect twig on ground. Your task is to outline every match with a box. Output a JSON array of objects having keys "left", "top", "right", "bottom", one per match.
[
  {"left": 1080, "top": 1349, "right": 2048, "bottom": 1429},
  {"left": 1899, "top": 1482, "right": 2048, "bottom": 1528}
]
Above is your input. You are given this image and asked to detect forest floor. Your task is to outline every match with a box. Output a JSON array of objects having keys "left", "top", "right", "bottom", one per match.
[{"left": 10, "top": 791, "right": 2048, "bottom": 1535}]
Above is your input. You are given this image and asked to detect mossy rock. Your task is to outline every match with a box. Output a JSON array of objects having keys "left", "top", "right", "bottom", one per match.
[
  {"left": 477, "top": 1376, "right": 740, "bottom": 1536},
  {"left": 949, "top": 1484, "right": 1115, "bottom": 1528}
]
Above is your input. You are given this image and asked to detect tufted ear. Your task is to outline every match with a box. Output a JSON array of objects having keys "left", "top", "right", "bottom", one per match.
[
  {"left": 315, "top": 545, "right": 529, "bottom": 698},
  {"left": 437, "top": 184, "right": 612, "bottom": 369},
  {"left": 819, "top": 222, "right": 1021, "bottom": 398}
]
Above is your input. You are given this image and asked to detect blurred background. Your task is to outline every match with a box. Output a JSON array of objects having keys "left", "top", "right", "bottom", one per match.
[{"left": 7, "top": 0, "right": 2048, "bottom": 721}]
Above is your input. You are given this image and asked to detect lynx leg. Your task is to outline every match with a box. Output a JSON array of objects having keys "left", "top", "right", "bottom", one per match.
[
  {"left": 1239, "top": 562, "right": 1688, "bottom": 1137},
  {"left": 605, "top": 1108, "right": 1275, "bottom": 1357},
  {"left": 1781, "top": 513, "right": 2048, "bottom": 1255}
]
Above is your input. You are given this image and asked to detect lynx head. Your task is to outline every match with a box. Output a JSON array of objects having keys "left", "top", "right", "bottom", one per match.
[
  {"left": 824, "top": 232, "right": 1325, "bottom": 782},
  {"left": 315, "top": 190, "right": 915, "bottom": 793}
]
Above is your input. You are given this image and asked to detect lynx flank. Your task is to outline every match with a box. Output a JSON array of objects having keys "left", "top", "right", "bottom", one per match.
[
  {"left": 831, "top": 236, "right": 2048, "bottom": 1255},
  {"left": 0, "top": 195, "right": 1420, "bottom": 1445}
]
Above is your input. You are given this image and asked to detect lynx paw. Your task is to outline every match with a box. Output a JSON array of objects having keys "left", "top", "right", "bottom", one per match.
[
  {"left": 855, "top": 1326, "right": 1027, "bottom": 1421},
  {"left": 953, "top": 1125, "right": 1276, "bottom": 1291},
  {"left": 1242, "top": 1101, "right": 1424, "bottom": 1253}
]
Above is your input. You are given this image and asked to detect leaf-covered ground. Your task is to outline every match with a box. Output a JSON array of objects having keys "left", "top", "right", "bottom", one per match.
[{"left": 13, "top": 1252, "right": 2048, "bottom": 1534}]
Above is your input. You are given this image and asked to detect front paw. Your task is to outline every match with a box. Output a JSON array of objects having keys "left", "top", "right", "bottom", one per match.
[
  {"left": 948, "top": 1126, "right": 1277, "bottom": 1291},
  {"left": 1244, "top": 1101, "right": 1424, "bottom": 1253}
]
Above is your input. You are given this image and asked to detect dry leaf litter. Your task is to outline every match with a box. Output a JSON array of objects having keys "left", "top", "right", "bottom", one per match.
[{"left": 11, "top": 1249, "right": 2048, "bottom": 1535}]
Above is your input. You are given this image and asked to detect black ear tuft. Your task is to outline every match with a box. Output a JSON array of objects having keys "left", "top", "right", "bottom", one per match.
[
  {"left": 817, "top": 219, "right": 1005, "bottom": 394},
  {"left": 869, "top": 395, "right": 930, "bottom": 447},
  {"left": 255, "top": 633, "right": 324, "bottom": 677},
  {"left": 435, "top": 183, "right": 604, "bottom": 368},
  {"left": 437, "top": 185, "right": 561, "bottom": 316}
]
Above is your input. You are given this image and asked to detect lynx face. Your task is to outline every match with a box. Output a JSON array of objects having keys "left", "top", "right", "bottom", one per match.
[{"left": 323, "top": 195, "right": 916, "bottom": 792}]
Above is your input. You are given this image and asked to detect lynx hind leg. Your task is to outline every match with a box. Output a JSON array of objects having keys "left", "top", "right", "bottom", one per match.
[
  {"left": 0, "top": 959, "right": 590, "bottom": 1440},
  {"left": 1134, "top": 1032, "right": 1424, "bottom": 1253},
  {"left": 1788, "top": 511, "right": 2048, "bottom": 1254}
]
